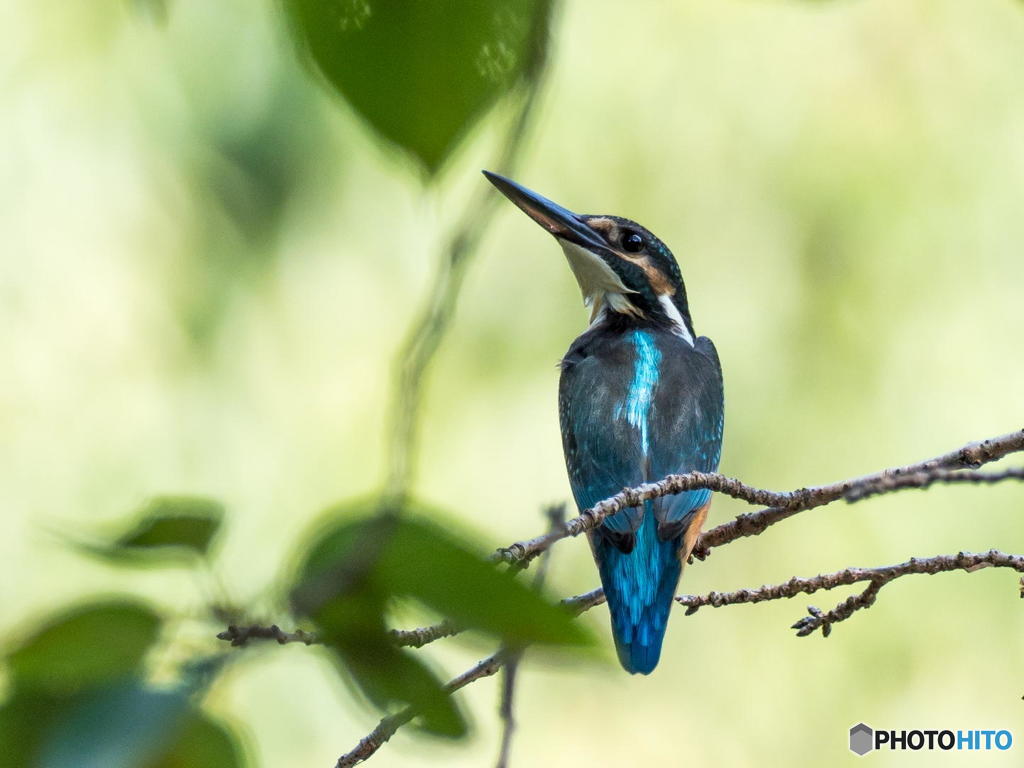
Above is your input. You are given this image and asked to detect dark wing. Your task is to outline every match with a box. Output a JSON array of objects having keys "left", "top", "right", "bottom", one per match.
[
  {"left": 649, "top": 335, "right": 725, "bottom": 538},
  {"left": 558, "top": 337, "right": 645, "bottom": 548}
]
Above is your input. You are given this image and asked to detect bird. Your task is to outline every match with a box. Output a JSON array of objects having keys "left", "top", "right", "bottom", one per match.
[{"left": 483, "top": 170, "right": 724, "bottom": 674}]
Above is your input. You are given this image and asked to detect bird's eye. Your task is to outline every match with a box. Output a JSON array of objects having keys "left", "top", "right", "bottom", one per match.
[{"left": 621, "top": 230, "right": 645, "bottom": 253}]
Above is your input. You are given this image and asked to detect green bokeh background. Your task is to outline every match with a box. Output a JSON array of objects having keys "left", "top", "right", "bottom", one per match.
[{"left": 3, "top": 0, "right": 1024, "bottom": 765}]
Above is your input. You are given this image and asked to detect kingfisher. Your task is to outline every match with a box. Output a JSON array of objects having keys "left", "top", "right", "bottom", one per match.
[{"left": 484, "top": 171, "right": 724, "bottom": 674}]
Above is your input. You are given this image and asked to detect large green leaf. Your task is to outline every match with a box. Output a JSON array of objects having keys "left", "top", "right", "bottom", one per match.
[
  {"left": 6, "top": 601, "right": 161, "bottom": 696},
  {"left": 292, "top": 503, "right": 589, "bottom": 648},
  {"left": 283, "top": 0, "right": 553, "bottom": 175},
  {"left": 382, "top": 516, "right": 589, "bottom": 647},
  {"left": 289, "top": 501, "right": 588, "bottom": 737}
]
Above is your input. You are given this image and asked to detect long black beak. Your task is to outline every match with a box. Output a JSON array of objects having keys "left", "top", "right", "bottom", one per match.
[{"left": 482, "top": 171, "right": 607, "bottom": 252}]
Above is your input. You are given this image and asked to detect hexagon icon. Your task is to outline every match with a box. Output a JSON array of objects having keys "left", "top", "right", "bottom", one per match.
[{"left": 849, "top": 723, "right": 874, "bottom": 756}]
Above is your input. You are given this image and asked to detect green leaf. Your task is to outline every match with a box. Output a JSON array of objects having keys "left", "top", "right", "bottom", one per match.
[
  {"left": 116, "top": 496, "right": 224, "bottom": 555},
  {"left": 329, "top": 642, "right": 465, "bottom": 738},
  {"left": 0, "top": 692, "right": 62, "bottom": 768},
  {"left": 38, "top": 682, "right": 189, "bottom": 768},
  {"left": 290, "top": 510, "right": 400, "bottom": 614},
  {"left": 147, "top": 711, "right": 245, "bottom": 768},
  {"left": 6, "top": 601, "right": 161, "bottom": 696},
  {"left": 382, "top": 517, "right": 589, "bottom": 647},
  {"left": 63, "top": 496, "right": 225, "bottom": 565},
  {"left": 289, "top": 500, "right": 589, "bottom": 737},
  {"left": 0, "top": 687, "right": 244, "bottom": 768},
  {"left": 283, "top": 0, "right": 553, "bottom": 175},
  {"left": 292, "top": 502, "right": 590, "bottom": 648},
  {"left": 297, "top": 566, "right": 465, "bottom": 738}
]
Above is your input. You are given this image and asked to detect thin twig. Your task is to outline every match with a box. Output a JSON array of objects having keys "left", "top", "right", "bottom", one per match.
[
  {"left": 495, "top": 505, "right": 564, "bottom": 768},
  {"left": 674, "top": 549, "right": 1024, "bottom": 636},
  {"left": 388, "top": 620, "right": 462, "bottom": 648},
  {"left": 216, "top": 624, "right": 317, "bottom": 646},
  {"left": 215, "top": 620, "right": 465, "bottom": 650},
  {"left": 495, "top": 654, "right": 521, "bottom": 768},
  {"left": 843, "top": 466, "right": 1024, "bottom": 502},
  {"left": 382, "top": 14, "right": 551, "bottom": 502}
]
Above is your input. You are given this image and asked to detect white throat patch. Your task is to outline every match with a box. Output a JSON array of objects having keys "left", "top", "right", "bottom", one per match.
[{"left": 558, "top": 239, "right": 639, "bottom": 324}]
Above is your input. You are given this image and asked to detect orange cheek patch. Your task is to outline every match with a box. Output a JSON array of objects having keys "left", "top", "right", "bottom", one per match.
[
  {"left": 641, "top": 262, "right": 673, "bottom": 295},
  {"left": 613, "top": 253, "right": 673, "bottom": 296}
]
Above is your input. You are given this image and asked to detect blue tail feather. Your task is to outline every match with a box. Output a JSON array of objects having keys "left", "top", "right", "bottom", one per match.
[{"left": 596, "top": 503, "right": 682, "bottom": 674}]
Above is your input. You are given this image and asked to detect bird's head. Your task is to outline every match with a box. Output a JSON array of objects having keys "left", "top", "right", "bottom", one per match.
[{"left": 484, "top": 171, "right": 693, "bottom": 340}]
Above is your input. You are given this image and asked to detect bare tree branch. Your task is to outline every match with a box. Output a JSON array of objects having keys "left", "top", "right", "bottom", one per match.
[
  {"left": 494, "top": 430, "right": 1024, "bottom": 565},
  {"left": 217, "top": 430, "right": 1024, "bottom": 767},
  {"left": 842, "top": 466, "right": 1024, "bottom": 502},
  {"left": 217, "top": 624, "right": 317, "bottom": 646},
  {"left": 335, "top": 549, "right": 1023, "bottom": 766},
  {"left": 215, "top": 620, "right": 466, "bottom": 649},
  {"left": 219, "top": 589, "right": 601, "bottom": 652},
  {"left": 674, "top": 549, "right": 1024, "bottom": 636},
  {"left": 221, "top": 430, "right": 1024, "bottom": 652},
  {"left": 387, "top": 620, "right": 462, "bottom": 648},
  {"left": 220, "top": 545, "right": 1024, "bottom": 655}
]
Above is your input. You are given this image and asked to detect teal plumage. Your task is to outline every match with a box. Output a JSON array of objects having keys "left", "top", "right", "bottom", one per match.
[
  {"left": 560, "top": 326, "right": 722, "bottom": 673},
  {"left": 485, "top": 171, "right": 725, "bottom": 674}
]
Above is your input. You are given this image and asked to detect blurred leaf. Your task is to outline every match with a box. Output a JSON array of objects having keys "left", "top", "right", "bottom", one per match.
[
  {"left": 283, "top": 0, "right": 553, "bottom": 174},
  {"left": 289, "top": 501, "right": 587, "bottom": 737},
  {"left": 38, "top": 682, "right": 188, "bottom": 768},
  {"left": 0, "top": 667, "right": 242, "bottom": 768},
  {"left": 130, "top": 0, "right": 169, "bottom": 24},
  {"left": 117, "top": 497, "right": 223, "bottom": 555},
  {"left": 0, "top": 692, "right": 61, "bottom": 768},
  {"left": 291, "top": 510, "right": 398, "bottom": 611},
  {"left": 329, "top": 642, "right": 465, "bottom": 738},
  {"left": 292, "top": 502, "right": 590, "bottom": 648},
  {"left": 64, "top": 496, "right": 224, "bottom": 565},
  {"left": 382, "top": 516, "right": 589, "bottom": 647},
  {"left": 298, "top": 566, "right": 465, "bottom": 737},
  {"left": 6, "top": 601, "right": 161, "bottom": 696},
  {"left": 299, "top": 571, "right": 390, "bottom": 639},
  {"left": 148, "top": 711, "right": 245, "bottom": 768}
]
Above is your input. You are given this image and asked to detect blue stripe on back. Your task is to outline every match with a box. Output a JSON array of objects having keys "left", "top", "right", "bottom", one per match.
[{"left": 613, "top": 330, "right": 661, "bottom": 456}]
